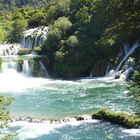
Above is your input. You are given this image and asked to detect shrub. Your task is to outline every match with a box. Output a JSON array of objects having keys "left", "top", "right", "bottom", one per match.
[{"left": 66, "top": 35, "right": 78, "bottom": 47}]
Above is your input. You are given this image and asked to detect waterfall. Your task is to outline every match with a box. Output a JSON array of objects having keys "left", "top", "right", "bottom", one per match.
[
  {"left": 105, "top": 63, "right": 110, "bottom": 76},
  {"left": 0, "top": 44, "right": 20, "bottom": 56},
  {"left": 121, "top": 66, "right": 133, "bottom": 80},
  {"left": 0, "top": 27, "right": 49, "bottom": 78},
  {"left": 22, "top": 60, "right": 32, "bottom": 76},
  {"left": 39, "top": 61, "right": 49, "bottom": 77},
  {"left": 20, "top": 27, "right": 48, "bottom": 50},
  {"left": 115, "top": 41, "right": 139, "bottom": 73},
  {"left": 0, "top": 61, "right": 21, "bottom": 72},
  {"left": 123, "top": 44, "right": 129, "bottom": 55},
  {"left": 106, "top": 41, "right": 140, "bottom": 78}
]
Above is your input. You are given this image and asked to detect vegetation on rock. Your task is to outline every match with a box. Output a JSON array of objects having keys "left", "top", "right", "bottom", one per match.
[{"left": 92, "top": 108, "right": 140, "bottom": 129}]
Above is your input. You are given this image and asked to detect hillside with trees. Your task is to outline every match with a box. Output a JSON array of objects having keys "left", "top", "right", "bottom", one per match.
[
  {"left": 0, "top": 0, "right": 51, "bottom": 9},
  {"left": 0, "top": 0, "right": 140, "bottom": 78}
]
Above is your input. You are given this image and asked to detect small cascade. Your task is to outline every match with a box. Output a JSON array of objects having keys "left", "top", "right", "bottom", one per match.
[
  {"left": 20, "top": 27, "right": 48, "bottom": 50},
  {"left": 0, "top": 44, "right": 20, "bottom": 56},
  {"left": 120, "top": 58, "right": 135, "bottom": 80},
  {"left": 0, "top": 61, "right": 21, "bottom": 73},
  {"left": 124, "top": 44, "right": 129, "bottom": 55},
  {"left": 39, "top": 61, "right": 49, "bottom": 77},
  {"left": 106, "top": 41, "right": 140, "bottom": 78},
  {"left": 0, "top": 27, "right": 49, "bottom": 78},
  {"left": 115, "top": 41, "right": 139, "bottom": 73},
  {"left": 105, "top": 63, "right": 110, "bottom": 76},
  {"left": 10, "top": 115, "right": 96, "bottom": 124},
  {"left": 22, "top": 60, "right": 32, "bottom": 76}
]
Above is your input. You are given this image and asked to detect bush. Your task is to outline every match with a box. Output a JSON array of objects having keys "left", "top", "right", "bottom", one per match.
[
  {"left": 66, "top": 35, "right": 78, "bottom": 47},
  {"left": 0, "top": 96, "right": 15, "bottom": 139},
  {"left": 54, "top": 17, "right": 72, "bottom": 33},
  {"left": 9, "top": 18, "right": 28, "bottom": 43}
]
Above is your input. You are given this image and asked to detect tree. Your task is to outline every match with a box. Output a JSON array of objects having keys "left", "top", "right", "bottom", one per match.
[
  {"left": 29, "top": 11, "right": 45, "bottom": 27},
  {"left": 0, "top": 96, "right": 14, "bottom": 139},
  {"left": 66, "top": 35, "right": 78, "bottom": 47},
  {"left": 9, "top": 17, "right": 28, "bottom": 43},
  {"left": 46, "top": 0, "right": 71, "bottom": 23}
]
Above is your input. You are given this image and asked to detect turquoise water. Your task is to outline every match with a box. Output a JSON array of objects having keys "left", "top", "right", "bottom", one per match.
[
  {"left": 0, "top": 78, "right": 135, "bottom": 119},
  {"left": 1, "top": 75, "right": 140, "bottom": 140}
]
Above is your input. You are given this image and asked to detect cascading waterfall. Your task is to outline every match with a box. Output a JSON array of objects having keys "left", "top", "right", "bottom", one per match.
[
  {"left": 22, "top": 60, "right": 32, "bottom": 76},
  {"left": 0, "top": 44, "right": 20, "bottom": 56},
  {"left": 107, "top": 41, "right": 140, "bottom": 78},
  {"left": 105, "top": 63, "right": 110, "bottom": 76},
  {"left": 0, "top": 27, "right": 49, "bottom": 78},
  {"left": 115, "top": 41, "right": 139, "bottom": 73},
  {"left": 39, "top": 61, "right": 49, "bottom": 77},
  {"left": 0, "top": 61, "right": 21, "bottom": 72},
  {"left": 20, "top": 27, "right": 48, "bottom": 50}
]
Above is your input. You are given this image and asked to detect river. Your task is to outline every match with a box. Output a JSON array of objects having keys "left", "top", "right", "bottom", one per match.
[{"left": 0, "top": 70, "right": 140, "bottom": 139}]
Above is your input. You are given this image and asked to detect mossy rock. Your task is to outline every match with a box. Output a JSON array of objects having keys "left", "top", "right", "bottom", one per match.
[
  {"left": 115, "top": 73, "right": 121, "bottom": 79},
  {"left": 17, "top": 58, "right": 24, "bottom": 64},
  {"left": 34, "top": 47, "right": 42, "bottom": 54},
  {"left": 32, "top": 60, "right": 45, "bottom": 77},
  {"left": 92, "top": 108, "right": 140, "bottom": 128},
  {"left": 18, "top": 48, "right": 31, "bottom": 55}
]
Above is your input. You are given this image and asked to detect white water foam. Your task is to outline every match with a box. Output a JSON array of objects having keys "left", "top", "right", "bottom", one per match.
[
  {"left": 9, "top": 119, "right": 99, "bottom": 139},
  {"left": 0, "top": 44, "right": 20, "bottom": 56},
  {"left": 0, "top": 69, "right": 48, "bottom": 92},
  {"left": 122, "top": 129, "right": 140, "bottom": 136}
]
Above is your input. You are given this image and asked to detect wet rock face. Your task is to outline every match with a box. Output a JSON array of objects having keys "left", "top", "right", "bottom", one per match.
[{"left": 91, "top": 60, "right": 108, "bottom": 77}]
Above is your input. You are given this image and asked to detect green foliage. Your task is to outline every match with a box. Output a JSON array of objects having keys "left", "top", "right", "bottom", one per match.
[
  {"left": 97, "top": 0, "right": 140, "bottom": 45},
  {"left": 75, "top": 6, "right": 91, "bottom": 25},
  {"left": 54, "top": 17, "right": 72, "bottom": 32},
  {"left": 0, "top": 96, "right": 15, "bottom": 139},
  {"left": 34, "top": 47, "right": 42, "bottom": 54},
  {"left": 0, "top": 0, "right": 50, "bottom": 10},
  {"left": 9, "top": 17, "right": 28, "bottom": 43},
  {"left": 129, "top": 69, "right": 140, "bottom": 102},
  {"left": 0, "top": 26, "right": 5, "bottom": 43},
  {"left": 45, "top": 27, "right": 61, "bottom": 48},
  {"left": 92, "top": 108, "right": 140, "bottom": 128},
  {"left": 0, "top": 0, "right": 139, "bottom": 78},
  {"left": 29, "top": 11, "right": 45, "bottom": 27},
  {"left": 66, "top": 35, "right": 78, "bottom": 47},
  {"left": 43, "top": 16, "right": 72, "bottom": 52},
  {"left": 46, "top": 0, "right": 71, "bottom": 22}
]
